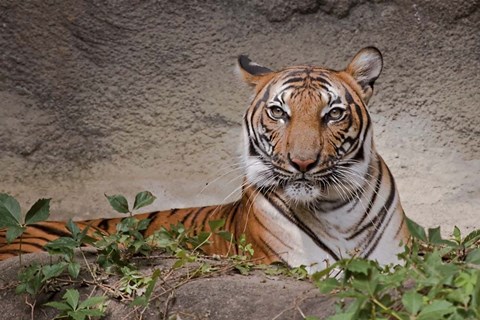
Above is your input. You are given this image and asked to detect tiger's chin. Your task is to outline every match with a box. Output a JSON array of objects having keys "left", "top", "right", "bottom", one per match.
[{"left": 283, "top": 180, "right": 322, "bottom": 204}]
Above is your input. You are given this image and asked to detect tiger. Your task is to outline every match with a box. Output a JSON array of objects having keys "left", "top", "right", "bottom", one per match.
[{"left": 0, "top": 47, "right": 409, "bottom": 273}]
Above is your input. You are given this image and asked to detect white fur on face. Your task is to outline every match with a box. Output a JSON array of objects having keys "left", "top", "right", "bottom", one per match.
[
  {"left": 246, "top": 158, "right": 323, "bottom": 203},
  {"left": 284, "top": 181, "right": 322, "bottom": 203},
  {"left": 245, "top": 157, "right": 273, "bottom": 188}
]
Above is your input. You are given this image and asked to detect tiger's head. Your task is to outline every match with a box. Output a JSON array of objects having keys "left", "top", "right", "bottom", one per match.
[{"left": 238, "top": 47, "right": 383, "bottom": 204}]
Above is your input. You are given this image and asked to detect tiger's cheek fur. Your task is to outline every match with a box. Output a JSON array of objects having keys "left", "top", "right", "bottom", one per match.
[
  {"left": 265, "top": 123, "right": 287, "bottom": 157},
  {"left": 325, "top": 117, "right": 360, "bottom": 159}
]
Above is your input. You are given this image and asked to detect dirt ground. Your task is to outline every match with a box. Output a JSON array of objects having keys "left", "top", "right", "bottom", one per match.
[{"left": 0, "top": 0, "right": 479, "bottom": 318}]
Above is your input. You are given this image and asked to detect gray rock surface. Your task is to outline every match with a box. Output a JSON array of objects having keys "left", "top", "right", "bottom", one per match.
[
  {"left": 0, "top": 0, "right": 479, "bottom": 318},
  {"left": 1, "top": 0, "right": 478, "bottom": 232},
  {"left": 0, "top": 251, "right": 334, "bottom": 319}
]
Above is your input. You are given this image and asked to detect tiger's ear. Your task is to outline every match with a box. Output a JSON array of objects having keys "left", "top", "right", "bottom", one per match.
[
  {"left": 345, "top": 47, "right": 383, "bottom": 103},
  {"left": 237, "top": 55, "right": 275, "bottom": 90}
]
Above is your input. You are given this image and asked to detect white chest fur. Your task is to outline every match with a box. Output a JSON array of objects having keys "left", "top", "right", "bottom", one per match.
[{"left": 254, "top": 188, "right": 404, "bottom": 273}]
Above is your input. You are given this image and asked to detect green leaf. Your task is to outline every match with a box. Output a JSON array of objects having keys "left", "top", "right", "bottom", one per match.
[
  {"left": 471, "top": 270, "right": 480, "bottom": 312},
  {"left": 234, "top": 264, "right": 251, "bottom": 275},
  {"left": 78, "top": 224, "right": 95, "bottom": 245},
  {"left": 466, "top": 248, "right": 480, "bottom": 265},
  {"left": 64, "top": 289, "right": 80, "bottom": 310},
  {"left": 194, "top": 231, "right": 211, "bottom": 248},
  {"left": 15, "top": 283, "right": 27, "bottom": 295},
  {"left": 6, "top": 225, "right": 26, "bottom": 243},
  {"left": 45, "top": 237, "right": 79, "bottom": 254},
  {"left": 311, "top": 263, "right": 338, "bottom": 281},
  {"left": 351, "top": 277, "right": 378, "bottom": 296},
  {"left": 27, "top": 274, "right": 43, "bottom": 295},
  {"left": 144, "top": 269, "right": 160, "bottom": 297},
  {"left": 105, "top": 194, "right": 129, "bottom": 214},
  {"left": 137, "top": 218, "right": 151, "bottom": 231},
  {"left": 117, "top": 217, "right": 136, "bottom": 232},
  {"left": 0, "top": 193, "right": 22, "bottom": 227},
  {"left": 316, "top": 277, "right": 341, "bottom": 294},
  {"left": 68, "top": 262, "right": 81, "bottom": 278},
  {"left": 16, "top": 263, "right": 43, "bottom": 295},
  {"left": 68, "top": 311, "right": 86, "bottom": 320},
  {"left": 66, "top": 218, "right": 81, "bottom": 238},
  {"left": 42, "top": 262, "right": 67, "bottom": 280},
  {"left": 44, "top": 301, "right": 72, "bottom": 311},
  {"left": 133, "top": 191, "right": 156, "bottom": 211},
  {"left": 452, "top": 226, "right": 461, "bottom": 242},
  {"left": 427, "top": 226, "right": 457, "bottom": 246},
  {"left": 427, "top": 226, "right": 442, "bottom": 243},
  {"left": 173, "top": 258, "right": 186, "bottom": 269},
  {"left": 402, "top": 290, "right": 423, "bottom": 315},
  {"left": 406, "top": 218, "right": 427, "bottom": 242},
  {"left": 217, "top": 230, "right": 234, "bottom": 242},
  {"left": 346, "top": 259, "right": 371, "bottom": 275},
  {"left": 417, "top": 300, "right": 455, "bottom": 320},
  {"left": 208, "top": 219, "right": 225, "bottom": 232},
  {"left": 131, "top": 269, "right": 160, "bottom": 306},
  {"left": 463, "top": 230, "right": 480, "bottom": 247},
  {"left": 68, "top": 310, "right": 88, "bottom": 320},
  {"left": 78, "top": 296, "right": 107, "bottom": 309},
  {"left": 447, "top": 287, "right": 470, "bottom": 305},
  {"left": 327, "top": 298, "right": 366, "bottom": 320},
  {"left": 24, "top": 198, "right": 51, "bottom": 225}
]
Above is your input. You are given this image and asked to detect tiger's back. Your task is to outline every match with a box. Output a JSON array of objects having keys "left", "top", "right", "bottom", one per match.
[{"left": 0, "top": 202, "right": 246, "bottom": 262}]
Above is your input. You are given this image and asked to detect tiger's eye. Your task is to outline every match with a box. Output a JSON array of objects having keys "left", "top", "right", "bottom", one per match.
[
  {"left": 328, "top": 108, "right": 344, "bottom": 121},
  {"left": 269, "top": 106, "right": 286, "bottom": 119}
]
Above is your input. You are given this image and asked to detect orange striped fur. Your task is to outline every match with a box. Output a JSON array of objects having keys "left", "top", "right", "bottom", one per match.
[{"left": 0, "top": 48, "right": 409, "bottom": 272}]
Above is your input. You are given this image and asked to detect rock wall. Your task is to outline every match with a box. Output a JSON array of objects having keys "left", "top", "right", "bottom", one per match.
[{"left": 0, "top": 0, "right": 479, "bottom": 232}]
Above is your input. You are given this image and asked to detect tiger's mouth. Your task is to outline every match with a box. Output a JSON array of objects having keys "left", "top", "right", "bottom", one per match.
[
  {"left": 282, "top": 178, "right": 323, "bottom": 203},
  {"left": 269, "top": 170, "right": 333, "bottom": 203},
  {"left": 277, "top": 159, "right": 366, "bottom": 203},
  {"left": 287, "top": 174, "right": 332, "bottom": 188},
  {"left": 262, "top": 160, "right": 347, "bottom": 202},
  {"left": 248, "top": 157, "right": 346, "bottom": 203},
  {"left": 273, "top": 163, "right": 336, "bottom": 187},
  {"left": 288, "top": 179, "right": 324, "bottom": 192}
]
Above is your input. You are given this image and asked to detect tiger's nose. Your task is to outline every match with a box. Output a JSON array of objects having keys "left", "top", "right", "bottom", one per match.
[{"left": 288, "top": 154, "right": 318, "bottom": 173}]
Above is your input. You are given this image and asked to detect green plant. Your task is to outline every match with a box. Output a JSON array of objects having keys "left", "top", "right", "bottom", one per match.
[
  {"left": 147, "top": 218, "right": 232, "bottom": 269},
  {"left": 0, "top": 194, "right": 82, "bottom": 297},
  {"left": 44, "top": 219, "right": 95, "bottom": 279},
  {"left": 0, "top": 193, "right": 51, "bottom": 265},
  {"left": 96, "top": 191, "right": 157, "bottom": 269},
  {"left": 229, "top": 234, "right": 256, "bottom": 275},
  {"left": 261, "top": 263, "right": 310, "bottom": 280},
  {"left": 16, "top": 262, "right": 45, "bottom": 295},
  {"left": 4, "top": 192, "right": 162, "bottom": 318},
  {"left": 16, "top": 219, "right": 94, "bottom": 296},
  {"left": 130, "top": 269, "right": 161, "bottom": 307},
  {"left": 311, "top": 218, "right": 480, "bottom": 320},
  {"left": 44, "top": 289, "right": 106, "bottom": 320},
  {"left": 118, "top": 266, "right": 156, "bottom": 297}
]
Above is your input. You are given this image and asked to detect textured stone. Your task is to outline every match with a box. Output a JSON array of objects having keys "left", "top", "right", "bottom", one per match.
[
  {"left": 0, "top": 0, "right": 479, "bottom": 237},
  {"left": 0, "top": 0, "right": 479, "bottom": 318}
]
